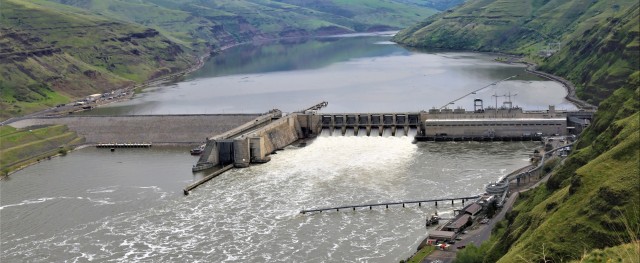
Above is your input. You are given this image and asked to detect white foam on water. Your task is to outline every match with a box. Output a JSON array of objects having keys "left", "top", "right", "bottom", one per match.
[
  {"left": 87, "top": 186, "right": 118, "bottom": 194},
  {"left": 1, "top": 196, "right": 116, "bottom": 210},
  {"left": 2, "top": 138, "right": 537, "bottom": 262}
]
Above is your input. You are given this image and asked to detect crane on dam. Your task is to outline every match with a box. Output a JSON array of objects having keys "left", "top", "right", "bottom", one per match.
[
  {"left": 297, "top": 101, "right": 328, "bottom": 114},
  {"left": 439, "top": 75, "right": 518, "bottom": 110}
]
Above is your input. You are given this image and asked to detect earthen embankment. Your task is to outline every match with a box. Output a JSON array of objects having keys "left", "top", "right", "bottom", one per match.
[{"left": 9, "top": 114, "right": 259, "bottom": 144}]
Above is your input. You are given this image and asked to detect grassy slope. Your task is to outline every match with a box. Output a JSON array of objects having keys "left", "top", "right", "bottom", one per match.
[
  {"left": 572, "top": 242, "right": 640, "bottom": 263},
  {"left": 393, "top": 1, "right": 639, "bottom": 261},
  {"left": 406, "top": 245, "right": 436, "bottom": 263},
  {"left": 0, "top": 0, "right": 195, "bottom": 119},
  {"left": 393, "top": 0, "right": 639, "bottom": 105},
  {"left": 539, "top": 4, "right": 639, "bottom": 104},
  {"left": 0, "top": 125, "right": 83, "bottom": 174},
  {"left": 458, "top": 75, "right": 639, "bottom": 263},
  {"left": 1, "top": 0, "right": 439, "bottom": 120},
  {"left": 48, "top": 0, "right": 438, "bottom": 45},
  {"left": 490, "top": 108, "right": 639, "bottom": 262}
]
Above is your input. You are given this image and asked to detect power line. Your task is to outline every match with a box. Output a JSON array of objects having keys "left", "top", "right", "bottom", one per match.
[{"left": 439, "top": 75, "right": 518, "bottom": 110}]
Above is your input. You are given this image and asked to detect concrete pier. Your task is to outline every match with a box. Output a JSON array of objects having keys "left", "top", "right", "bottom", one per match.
[
  {"left": 184, "top": 165, "right": 234, "bottom": 195},
  {"left": 193, "top": 110, "right": 283, "bottom": 171}
]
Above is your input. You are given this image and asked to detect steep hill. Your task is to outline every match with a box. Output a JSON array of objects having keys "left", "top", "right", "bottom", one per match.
[
  {"left": 394, "top": 1, "right": 639, "bottom": 261},
  {"left": 485, "top": 74, "right": 639, "bottom": 262},
  {"left": 0, "top": 0, "right": 195, "bottom": 119},
  {"left": 1, "top": 0, "right": 441, "bottom": 120},
  {"left": 393, "top": 0, "right": 639, "bottom": 105},
  {"left": 539, "top": 4, "right": 639, "bottom": 104},
  {"left": 47, "top": 0, "right": 439, "bottom": 50}
]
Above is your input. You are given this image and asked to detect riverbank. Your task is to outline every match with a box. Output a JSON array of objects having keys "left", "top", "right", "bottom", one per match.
[
  {"left": 1, "top": 33, "right": 349, "bottom": 175},
  {"left": 0, "top": 114, "right": 260, "bottom": 176},
  {"left": 0, "top": 125, "right": 84, "bottom": 177},
  {"left": 1, "top": 32, "right": 387, "bottom": 124},
  {"left": 493, "top": 56, "right": 596, "bottom": 111},
  {"left": 416, "top": 137, "right": 569, "bottom": 262},
  {"left": 523, "top": 63, "right": 596, "bottom": 110}
]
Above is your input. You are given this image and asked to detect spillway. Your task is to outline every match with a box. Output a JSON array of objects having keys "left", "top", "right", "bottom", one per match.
[{"left": 1, "top": 137, "right": 537, "bottom": 262}]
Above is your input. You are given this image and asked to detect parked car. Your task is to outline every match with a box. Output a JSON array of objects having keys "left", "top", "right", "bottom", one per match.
[{"left": 457, "top": 245, "right": 466, "bottom": 249}]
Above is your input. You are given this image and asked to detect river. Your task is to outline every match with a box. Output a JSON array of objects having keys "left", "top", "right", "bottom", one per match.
[
  {"left": 84, "top": 32, "right": 575, "bottom": 115},
  {"left": 2, "top": 33, "right": 568, "bottom": 262},
  {"left": 1, "top": 138, "right": 538, "bottom": 262}
]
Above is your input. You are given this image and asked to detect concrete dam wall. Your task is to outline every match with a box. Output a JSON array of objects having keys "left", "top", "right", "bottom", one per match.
[
  {"left": 194, "top": 112, "right": 315, "bottom": 171},
  {"left": 9, "top": 114, "right": 260, "bottom": 144}
]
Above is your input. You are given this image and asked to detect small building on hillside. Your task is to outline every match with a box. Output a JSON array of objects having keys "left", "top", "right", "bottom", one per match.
[
  {"left": 427, "top": 230, "right": 456, "bottom": 242},
  {"left": 464, "top": 203, "right": 483, "bottom": 217},
  {"left": 443, "top": 214, "right": 471, "bottom": 233}
]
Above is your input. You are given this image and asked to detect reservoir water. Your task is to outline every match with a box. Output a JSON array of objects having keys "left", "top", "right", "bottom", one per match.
[
  {"left": 2, "top": 33, "right": 570, "bottom": 262},
  {"left": 86, "top": 32, "right": 575, "bottom": 115}
]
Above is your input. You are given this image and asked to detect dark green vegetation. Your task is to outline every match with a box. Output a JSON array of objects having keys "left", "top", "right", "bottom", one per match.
[
  {"left": 1, "top": 0, "right": 441, "bottom": 120},
  {"left": 0, "top": 125, "right": 83, "bottom": 175},
  {"left": 394, "top": 1, "right": 639, "bottom": 262},
  {"left": 394, "top": 0, "right": 639, "bottom": 105}
]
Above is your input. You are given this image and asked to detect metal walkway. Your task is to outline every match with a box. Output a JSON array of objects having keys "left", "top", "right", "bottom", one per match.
[{"left": 300, "top": 195, "right": 480, "bottom": 214}]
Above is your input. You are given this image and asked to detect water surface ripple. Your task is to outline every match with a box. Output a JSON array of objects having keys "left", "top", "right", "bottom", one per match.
[{"left": 1, "top": 137, "right": 537, "bottom": 262}]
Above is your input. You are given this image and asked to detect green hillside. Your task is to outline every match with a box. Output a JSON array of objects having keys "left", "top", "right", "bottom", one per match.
[
  {"left": 0, "top": 124, "right": 83, "bottom": 174},
  {"left": 486, "top": 76, "right": 639, "bottom": 262},
  {"left": 1, "top": 0, "right": 440, "bottom": 120},
  {"left": 46, "top": 0, "right": 439, "bottom": 48},
  {"left": 0, "top": 0, "right": 195, "bottom": 119},
  {"left": 394, "top": 0, "right": 639, "bottom": 261},
  {"left": 393, "top": 0, "right": 639, "bottom": 105},
  {"left": 539, "top": 4, "right": 639, "bottom": 104}
]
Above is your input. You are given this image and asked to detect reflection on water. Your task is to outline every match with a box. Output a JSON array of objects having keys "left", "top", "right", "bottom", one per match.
[
  {"left": 86, "top": 34, "right": 576, "bottom": 115},
  {"left": 1, "top": 138, "right": 537, "bottom": 262},
  {"left": 2, "top": 33, "right": 568, "bottom": 262}
]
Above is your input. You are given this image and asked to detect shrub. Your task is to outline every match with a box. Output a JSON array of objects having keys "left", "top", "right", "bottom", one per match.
[{"left": 58, "top": 148, "right": 68, "bottom": 156}]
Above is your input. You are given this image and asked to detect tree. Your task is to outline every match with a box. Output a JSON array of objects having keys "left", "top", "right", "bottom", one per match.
[{"left": 454, "top": 244, "right": 485, "bottom": 263}]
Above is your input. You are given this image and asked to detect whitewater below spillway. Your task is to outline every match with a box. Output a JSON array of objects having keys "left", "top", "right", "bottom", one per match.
[{"left": 1, "top": 135, "right": 537, "bottom": 262}]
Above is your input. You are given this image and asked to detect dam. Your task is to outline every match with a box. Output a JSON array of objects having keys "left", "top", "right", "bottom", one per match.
[
  {"left": 8, "top": 114, "right": 259, "bottom": 144},
  {"left": 189, "top": 101, "right": 594, "bottom": 182},
  {"left": 1, "top": 35, "right": 596, "bottom": 262}
]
